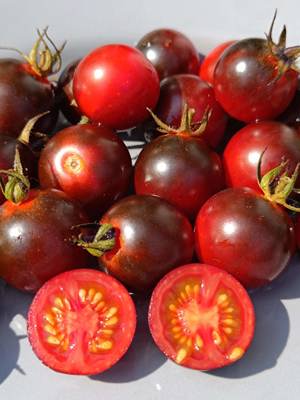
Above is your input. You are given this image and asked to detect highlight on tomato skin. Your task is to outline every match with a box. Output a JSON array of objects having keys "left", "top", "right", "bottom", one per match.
[
  {"left": 148, "top": 264, "right": 255, "bottom": 371},
  {"left": 27, "top": 269, "right": 136, "bottom": 375}
]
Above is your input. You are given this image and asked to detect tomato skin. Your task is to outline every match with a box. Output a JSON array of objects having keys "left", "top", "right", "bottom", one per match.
[
  {"left": 136, "top": 28, "right": 200, "bottom": 80},
  {"left": 99, "top": 195, "right": 194, "bottom": 291},
  {"left": 73, "top": 45, "right": 160, "bottom": 130},
  {"left": 0, "top": 189, "right": 95, "bottom": 292},
  {"left": 148, "top": 263, "right": 255, "bottom": 371},
  {"left": 195, "top": 188, "right": 295, "bottom": 288},
  {"left": 223, "top": 121, "right": 300, "bottom": 193},
  {"left": 27, "top": 269, "right": 136, "bottom": 375},
  {"left": 199, "top": 40, "right": 235, "bottom": 86},
  {"left": 214, "top": 38, "right": 298, "bottom": 122},
  {"left": 154, "top": 74, "right": 228, "bottom": 148},
  {"left": 134, "top": 134, "right": 224, "bottom": 219},
  {"left": 38, "top": 124, "right": 132, "bottom": 219}
]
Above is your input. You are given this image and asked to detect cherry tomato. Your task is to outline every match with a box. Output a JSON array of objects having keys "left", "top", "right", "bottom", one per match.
[
  {"left": 136, "top": 28, "right": 200, "bottom": 80},
  {"left": 0, "top": 189, "right": 94, "bottom": 292},
  {"left": 195, "top": 188, "right": 295, "bottom": 288},
  {"left": 154, "top": 74, "right": 228, "bottom": 148},
  {"left": 38, "top": 123, "right": 132, "bottom": 219},
  {"left": 83, "top": 195, "right": 194, "bottom": 292},
  {"left": 279, "top": 79, "right": 300, "bottom": 128},
  {"left": 223, "top": 121, "right": 300, "bottom": 193},
  {"left": 199, "top": 40, "right": 235, "bottom": 86},
  {"left": 73, "top": 44, "right": 160, "bottom": 130},
  {"left": 148, "top": 263, "right": 255, "bottom": 370},
  {"left": 27, "top": 269, "right": 136, "bottom": 375}
]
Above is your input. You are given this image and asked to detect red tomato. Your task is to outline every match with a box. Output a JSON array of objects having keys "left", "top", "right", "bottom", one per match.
[
  {"left": 223, "top": 121, "right": 300, "bottom": 193},
  {"left": 148, "top": 263, "right": 255, "bottom": 370},
  {"left": 73, "top": 44, "right": 160, "bottom": 130},
  {"left": 27, "top": 269, "right": 136, "bottom": 375},
  {"left": 199, "top": 40, "right": 235, "bottom": 86},
  {"left": 195, "top": 188, "right": 295, "bottom": 288}
]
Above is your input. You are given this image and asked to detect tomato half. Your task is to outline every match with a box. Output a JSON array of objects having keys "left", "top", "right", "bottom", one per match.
[
  {"left": 148, "top": 264, "right": 255, "bottom": 371},
  {"left": 27, "top": 269, "right": 136, "bottom": 375}
]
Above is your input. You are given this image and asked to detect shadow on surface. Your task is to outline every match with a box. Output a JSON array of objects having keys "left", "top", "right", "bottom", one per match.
[{"left": 90, "top": 297, "right": 166, "bottom": 383}]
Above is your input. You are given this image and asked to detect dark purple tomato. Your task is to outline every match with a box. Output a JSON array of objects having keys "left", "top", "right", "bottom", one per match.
[
  {"left": 0, "top": 189, "right": 95, "bottom": 292},
  {"left": 223, "top": 121, "right": 300, "bottom": 193},
  {"left": 92, "top": 195, "right": 194, "bottom": 292},
  {"left": 214, "top": 38, "right": 298, "bottom": 122},
  {"left": 279, "top": 79, "right": 300, "bottom": 128},
  {"left": 136, "top": 29, "right": 200, "bottom": 80},
  {"left": 56, "top": 59, "right": 82, "bottom": 124},
  {"left": 38, "top": 123, "right": 132, "bottom": 219},
  {"left": 0, "top": 59, "right": 58, "bottom": 138},
  {"left": 195, "top": 187, "right": 295, "bottom": 288},
  {"left": 155, "top": 74, "right": 228, "bottom": 148}
]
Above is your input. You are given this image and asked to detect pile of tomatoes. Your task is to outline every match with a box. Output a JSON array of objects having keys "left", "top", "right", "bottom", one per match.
[{"left": 1, "top": 14, "right": 300, "bottom": 376}]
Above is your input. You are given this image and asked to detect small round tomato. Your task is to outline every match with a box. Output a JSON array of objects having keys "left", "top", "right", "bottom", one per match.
[
  {"left": 136, "top": 28, "right": 200, "bottom": 80},
  {"left": 148, "top": 263, "right": 255, "bottom": 370},
  {"left": 195, "top": 188, "right": 295, "bottom": 288},
  {"left": 27, "top": 269, "right": 136, "bottom": 375},
  {"left": 199, "top": 40, "right": 235, "bottom": 86},
  {"left": 223, "top": 121, "right": 300, "bottom": 193},
  {"left": 38, "top": 123, "right": 132, "bottom": 219},
  {"left": 73, "top": 44, "right": 160, "bottom": 130}
]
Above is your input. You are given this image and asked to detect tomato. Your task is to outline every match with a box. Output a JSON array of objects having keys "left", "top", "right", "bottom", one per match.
[
  {"left": 214, "top": 17, "right": 298, "bottom": 122},
  {"left": 27, "top": 269, "right": 136, "bottom": 375},
  {"left": 148, "top": 263, "right": 255, "bottom": 370},
  {"left": 136, "top": 28, "right": 200, "bottom": 80},
  {"left": 0, "top": 189, "right": 94, "bottom": 292},
  {"left": 38, "top": 123, "right": 132, "bottom": 219},
  {"left": 195, "top": 187, "right": 295, "bottom": 288},
  {"left": 73, "top": 44, "right": 160, "bottom": 130},
  {"left": 279, "top": 79, "right": 300, "bottom": 128},
  {"left": 199, "top": 40, "right": 235, "bottom": 86},
  {"left": 223, "top": 121, "right": 300, "bottom": 193},
  {"left": 134, "top": 106, "right": 224, "bottom": 219},
  {"left": 78, "top": 195, "right": 194, "bottom": 292},
  {"left": 154, "top": 74, "right": 228, "bottom": 148}
]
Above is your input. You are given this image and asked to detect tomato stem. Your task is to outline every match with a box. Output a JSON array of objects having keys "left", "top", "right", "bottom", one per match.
[
  {"left": 75, "top": 223, "right": 116, "bottom": 257},
  {"left": 18, "top": 112, "right": 49, "bottom": 145}
]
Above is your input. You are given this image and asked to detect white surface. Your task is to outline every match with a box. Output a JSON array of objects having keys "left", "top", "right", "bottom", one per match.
[{"left": 1, "top": 0, "right": 300, "bottom": 399}]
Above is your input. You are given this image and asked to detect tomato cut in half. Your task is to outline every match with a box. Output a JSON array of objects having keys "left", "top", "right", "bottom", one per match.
[
  {"left": 148, "top": 264, "right": 255, "bottom": 370},
  {"left": 27, "top": 269, "right": 136, "bottom": 375}
]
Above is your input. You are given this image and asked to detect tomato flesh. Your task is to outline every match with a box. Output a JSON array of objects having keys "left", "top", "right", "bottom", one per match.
[
  {"left": 149, "top": 264, "right": 255, "bottom": 370},
  {"left": 28, "top": 269, "right": 136, "bottom": 375}
]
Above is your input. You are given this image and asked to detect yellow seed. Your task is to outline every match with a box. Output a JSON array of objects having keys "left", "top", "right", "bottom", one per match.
[
  {"left": 44, "top": 324, "right": 57, "bottom": 335},
  {"left": 228, "top": 347, "right": 244, "bottom": 361},
  {"left": 186, "top": 338, "right": 192, "bottom": 348},
  {"left": 169, "top": 304, "right": 176, "bottom": 312},
  {"left": 171, "top": 318, "right": 178, "bottom": 325},
  {"left": 97, "top": 340, "right": 113, "bottom": 350},
  {"left": 95, "top": 301, "right": 105, "bottom": 311},
  {"left": 179, "top": 336, "right": 187, "bottom": 344},
  {"left": 180, "top": 291, "right": 187, "bottom": 301},
  {"left": 91, "top": 291, "right": 103, "bottom": 305},
  {"left": 51, "top": 307, "right": 63, "bottom": 316},
  {"left": 224, "top": 307, "right": 234, "bottom": 313},
  {"left": 105, "top": 307, "right": 118, "bottom": 319},
  {"left": 195, "top": 335, "right": 203, "bottom": 349},
  {"left": 223, "top": 319, "right": 238, "bottom": 327},
  {"left": 47, "top": 336, "right": 60, "bottom": 345},
  {"left": 175, "top": 348, "right": 187, "bottom": 364},
  {"left": 185, "top": 285, "right": 192, "bottom": 297},
  {"left": 54, "top": 297, "right": 64, "bottom": 309},
  {"left": 193, "top": 284, "right": 200, "bottom": 295},
  {"left": 223, "top": 327, "right": 233, "bottom": 335},
  {"left": 212, "top": 330, "right": 222, "bottom": 346},
  {"left": 100, "top": 329, "right": 114, "bottom": 336},
  {"left": 64, "top": 298, "right": 71, "bottom": 310},
  {"left": 61, "top": 338, "right": 69, "bottom": 351},
  {"left": 89, "top": 340, "right": 97, "bottom": 353},
  {"left": 220, "top": 301, "right": 230, "bottom": 309},
  {"left": 173, "top": 333, "right": 181, "bottom": 339},
  {"left": 172, "top": 326, "right": 181, "bottom": 333},
  {"left": 79, "top": 288, "right": 86, "bottom": 302},
  {"left": 105, "top": 316, "right": 118, "bottom": 326},
  {"left": 217, "top": 294, "right": 228, "bottom": 305},
  {"left": 44, "top": 313, "right": 55, "bottom": 325},
  {"left": 88, "top": 288, "right": 96, "bottom": 301},
  {"left": 57, "top": 333, "right": 65, "bottom": 341}
]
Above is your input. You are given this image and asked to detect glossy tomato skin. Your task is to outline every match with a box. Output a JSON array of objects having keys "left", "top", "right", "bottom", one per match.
[
  {"left": 134, "top": 134, "right": 224, "bottom": 219},
  {"left": 199, "top": 40, "right": 235, "bottom": 86},
  {"left": 0, "top": 189, "right": 95, "bottom": 292},
  {"left": 73, "top": 45, "right": 160, "bottom": 130},
  {"left": 28, "top": 269, "right": 136, "bottom": 375},
  {"left": 155, "top": 74, "right": 228, "bottom": 148},
  {"left": 195, "top": 188, "right": 295, "bottom": 288},
  {"left": 214, "top": 39, "right": 298, "bottom": 122},
  {"left": 149, "top": 263, "right": 255, "bottom": 371},
  {"left": 279, "top": 80, "right": 300, "bottom": 128},
  {"left": 100, "top": 195, "right": 194, "bottom": 292},
  {"left": 0, "top": 59, "right": 58, "bottom": 137},
  {"left": 56, "top": 59, "right": 82, "bottom": 124},
  {"left": 136, "top": 29, "right": 200, "bottom": 80},
  {"left": 38, "top": 124, "right": 132, "bottom": 219},
  {"left": 223, "top": 121, "right": 300, "bottom": 193}
]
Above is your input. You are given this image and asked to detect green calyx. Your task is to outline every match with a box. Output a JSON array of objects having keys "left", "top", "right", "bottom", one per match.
[
  {"left": 147, "top": 103, "right": 212, "bottom": 137},
  {"left": 18, "top": 111, "right": 49, "bottom": 145},
  {"left": 257, "top": 150, "right": 300, "bottom": 212},
  {"left": 75, "top": 223, "right": 116, "bottom": 257}
]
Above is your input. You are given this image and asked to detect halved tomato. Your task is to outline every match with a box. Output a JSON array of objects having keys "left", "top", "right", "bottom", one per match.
[
  {"left": 148, "top": 264, "right": 255, "bottom": 370},
  {"left": 27, "top": 269, "right": 136, "bottom": 375}
]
